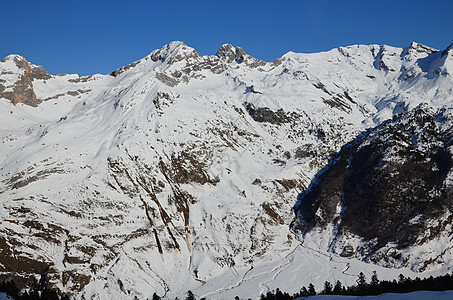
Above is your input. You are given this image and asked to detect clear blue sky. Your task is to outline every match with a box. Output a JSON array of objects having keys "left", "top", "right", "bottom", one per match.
[{"left": 2, "top": 0, "right": 452, "bottom": 75}]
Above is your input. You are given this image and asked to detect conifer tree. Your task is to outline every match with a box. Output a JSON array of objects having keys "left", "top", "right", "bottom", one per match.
[
  {"left": 357, "top": 272, "right": 366, "bottom": 286},
  {"left": 357, "top": 272, "right": 367, "bottom": 295},
  {"left": 369, "top": 270, "right": 380, "bottom": 294},
  {"left": 333, "top": 280, "right": 343, "bottom": 295},
  {"left": 308, "top": 283, "right": 316, "bottom": 296},
  {"left": 300, "top": 286, "right": 309, "bottom": 297},
  {"left": 275, "top": 288, "right": 283, "bottom": 299},
  {"left": 371, "top": 271, "right": 379, "bottom": 286},
  {"left": 322, "top": 281, "right": 333, "bottom": 294}
]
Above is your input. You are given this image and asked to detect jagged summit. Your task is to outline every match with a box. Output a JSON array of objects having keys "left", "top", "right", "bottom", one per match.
[
  {"left": 216, "top": 43, "right": 246, "bottom": 63},
  {"left": 149, "top": 41, "right": 200, "bottom": 64},
  {"left": 110, "top": 41, "right": 201, "bottom": 77},
  {"left": 0, "top": 53, "right": 51, "bottom": 106},
  {"left": 1, "top": 53, "right": 50, "bottom": 77},
  {"left": 401, "top": 42, "right": 438, "bottom": 62},
  {"left": 406, "top": 42, "right": 437, "bottom": 54},
  {"left": 110, "top": 41, "right": 268, "bottom": 83}
]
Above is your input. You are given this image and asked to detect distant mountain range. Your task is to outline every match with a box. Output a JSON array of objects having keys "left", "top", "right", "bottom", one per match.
[{"left": 0, "top": 41, "right": 452, "bottom": 299}]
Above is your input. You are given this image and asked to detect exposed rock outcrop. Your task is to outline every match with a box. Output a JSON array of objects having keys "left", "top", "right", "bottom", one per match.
[
  {"left": 292, "top": 105, "right": 453, "bottom": 270},
  {"left": 0, "top": 55, "right": 51, "bottom": 106},
  {"left": 216, "top": 44, "right": 246, "bottom": 63}
]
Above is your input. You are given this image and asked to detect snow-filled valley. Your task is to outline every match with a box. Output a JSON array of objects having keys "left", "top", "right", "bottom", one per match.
[{"left": 0, "top": 41, "right": 452, "bottom": 299}]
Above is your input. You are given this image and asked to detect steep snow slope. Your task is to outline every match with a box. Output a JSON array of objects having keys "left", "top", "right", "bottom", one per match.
[{"left": 0, "top": 41, "right": 452, "bottom": 299}]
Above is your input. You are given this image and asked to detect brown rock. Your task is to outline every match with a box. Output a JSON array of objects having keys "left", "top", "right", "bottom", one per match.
[{"left": 0, "top": 55, "right": 51, "bottom": 106}]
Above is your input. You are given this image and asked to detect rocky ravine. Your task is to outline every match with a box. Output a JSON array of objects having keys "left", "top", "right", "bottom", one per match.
[{"left": 0, "top": 41, "right": 452, "bottom": 298}]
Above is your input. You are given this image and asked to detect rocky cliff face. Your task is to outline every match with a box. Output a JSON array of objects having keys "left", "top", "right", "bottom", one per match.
[
  {"left": 292, "top": 105, "right": 453, "bottom": 271},
  {"left": 0, "top": 41, "right": 453, "bottom": 299}
]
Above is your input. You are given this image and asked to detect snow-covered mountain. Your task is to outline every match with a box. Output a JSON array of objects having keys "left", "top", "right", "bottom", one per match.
[{"left": 0, "top": 41, "right": 452, "bottom": 299}]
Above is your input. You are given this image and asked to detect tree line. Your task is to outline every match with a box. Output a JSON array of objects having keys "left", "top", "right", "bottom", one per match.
[
  {"left": 259, "top": 271, "right": 453, "bottom": 300},
  {"left": 2, "top": 271, "right": 452, "bottom": 299}
]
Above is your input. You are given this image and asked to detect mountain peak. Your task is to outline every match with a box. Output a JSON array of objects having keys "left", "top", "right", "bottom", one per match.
[
  {"left": 149, "top": 41, "right": 200, "bottom": 64},
  {"left": 0, "top": 53, "right": 51, "bottom": 106},
  {"left": 1, "top": 54, "right": 28, "bottom": 63},
  {"left": 404, "top": 42, "right": 437, "bottom": 57},
  {"left": 1, "top": 54, "right": 51, "bottom": 78},
  {"left": 216, "top": 43, "right": 246, "bottom": 63}
]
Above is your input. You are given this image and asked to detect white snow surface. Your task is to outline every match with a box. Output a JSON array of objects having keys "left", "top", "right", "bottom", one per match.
[{"left": 0, "top": 41, "right": 452, "bottom": 299}]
